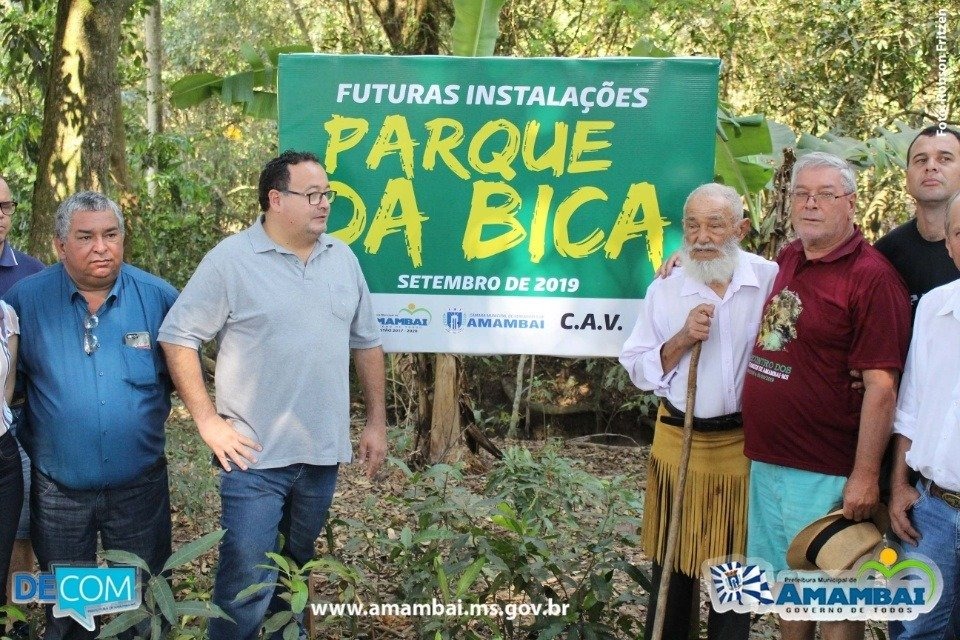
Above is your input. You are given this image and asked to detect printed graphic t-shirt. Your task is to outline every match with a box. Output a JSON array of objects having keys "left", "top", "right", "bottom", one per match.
[{"left": 742, "top": 230, "right": 910, "bottom": 477}]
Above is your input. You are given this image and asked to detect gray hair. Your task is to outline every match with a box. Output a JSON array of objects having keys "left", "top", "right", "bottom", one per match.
[
  {"left": 684, "top": 183, "right": 744, "bottom": 222},
  {"left": 791, "top": 152, "right": 857, "bottom": 194},
  {"left": 54, "top": 191, "right": 125, "bottom": 241}
]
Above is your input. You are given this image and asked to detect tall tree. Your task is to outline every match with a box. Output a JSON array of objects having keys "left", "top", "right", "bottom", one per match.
[
  {"left": 145, "top": 0, "right": 163, "bottom": 197},
  {"left": 367, "top": 0, "right": 451, "bottom": 54},
  {"left": 29, "top": 0, "right": 135, "bottom": 260}
]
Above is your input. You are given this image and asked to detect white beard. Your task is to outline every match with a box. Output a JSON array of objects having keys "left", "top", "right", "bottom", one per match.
[{"left": 680, "top": 238, "right": 740, "bottom": 285}]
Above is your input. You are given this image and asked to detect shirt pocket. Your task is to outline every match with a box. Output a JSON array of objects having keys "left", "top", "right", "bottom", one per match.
[
  {"left": 329, "top": 283, "right": 359, "bottom": 322},
  {"left": 122, "top": 345, "right": 159, "bottom": 387}
]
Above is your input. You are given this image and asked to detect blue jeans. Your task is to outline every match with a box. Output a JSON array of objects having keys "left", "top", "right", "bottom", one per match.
[
  {"left": 0, "top": 430, "right": 24, "bottom": 608},
  {"left": 209, "top": 464, "right": 339, "bottom": 640},
  {"left": 10, "top": 406, "right": 32, "bottom": 539},
  {"left": 888, "top": 480, "right": 960, "bottom": 640},
  {"left": 31, "top": 460, "right": 172, "bottom": 640}
]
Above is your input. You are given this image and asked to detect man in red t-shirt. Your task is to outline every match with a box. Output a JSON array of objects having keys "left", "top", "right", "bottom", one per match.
[{"left": 742, "top": 152, "right": 910, "bottom": 640}]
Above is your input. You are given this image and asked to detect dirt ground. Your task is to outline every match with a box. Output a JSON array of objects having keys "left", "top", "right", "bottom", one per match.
[
  {"left": 310, "top": 431, "right": 787, "bottom": 639},
  {"left": 162, "top": 405, "right": 891, "bottom": 639}
]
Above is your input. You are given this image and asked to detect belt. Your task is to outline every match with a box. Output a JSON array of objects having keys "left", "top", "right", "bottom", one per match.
[
  {"left": 924, "top": 476, "right": 960, "bottom": 510},
  {"left": 660, "top": 399, "right": 743, "bottom": 433}
]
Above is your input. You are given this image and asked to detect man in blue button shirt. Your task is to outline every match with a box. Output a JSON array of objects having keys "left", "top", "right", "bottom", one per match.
[{"left": 5, "top": 191, "right": 178, "bottom": 640}]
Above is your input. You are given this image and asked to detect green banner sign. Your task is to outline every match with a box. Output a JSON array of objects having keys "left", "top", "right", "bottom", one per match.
[{"left": 279, "top": 54, "right": 719, "bottom": 356}]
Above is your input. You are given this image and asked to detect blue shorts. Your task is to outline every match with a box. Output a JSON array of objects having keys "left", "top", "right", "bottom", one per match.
[{"left": 747, "top": 460, "right": 846, "bottom": 573}]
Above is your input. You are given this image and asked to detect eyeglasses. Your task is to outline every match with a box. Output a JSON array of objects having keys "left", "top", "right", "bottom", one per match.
[
  {"left": 0, "top": 201, "right": 17, "bottom": 217},
  {"left": 83, "top": 314, "right": 99, "bottom": 355},
  {"left": 789, "top": 191, "right": 855, "bottom": 205},
  {"left": 280, "top": 189, "right": 336, "bottom": 205}
]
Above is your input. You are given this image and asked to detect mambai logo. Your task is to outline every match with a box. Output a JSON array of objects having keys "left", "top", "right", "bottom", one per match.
[
  {"left": 14, "top": 566, "right": 141, "bottom": 630},
  {"left": 705, "top": 547, "right": 942, "bottom": 621},
  {"left": 377, "top": 303, "right": 431, "bottom": 333},
  {"left": 443, "top": 308, "right": 465, "bottom": 333}
]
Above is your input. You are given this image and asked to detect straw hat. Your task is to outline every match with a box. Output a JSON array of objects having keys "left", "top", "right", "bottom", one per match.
[{"left": 786, "top": 507, "right": 888, "bottom": 571}]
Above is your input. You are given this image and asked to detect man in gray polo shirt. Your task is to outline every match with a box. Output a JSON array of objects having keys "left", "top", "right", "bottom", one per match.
[{"left": 158, "top": 150, "right": 387, "bottom": 640}]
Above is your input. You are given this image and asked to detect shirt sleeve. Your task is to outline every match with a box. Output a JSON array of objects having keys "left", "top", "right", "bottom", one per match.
[
  {"left": 0, "top": 301, "right": 19, "bottom": 338},
  {"left": 618, "top": 282, "right": 677, "bottom": 392},
  {"left": 347, "top": 252, "right": 382, "bottom": 350},
  {"left": 847, "top": 266, "right": 911, "bottom": 371},
  {"left": 157, "top": 252, "right": 230, "bottom": 349},
  {"left": 893, "top": 295, "right": 931, "bottom": 440}
]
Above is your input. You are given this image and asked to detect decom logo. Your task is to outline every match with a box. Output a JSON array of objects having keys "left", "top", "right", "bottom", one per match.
[
  {"left": 13, "top": 566, "right": 141, "bottom": 630},
  {"left": 705, "top": 547, "right": 942, "bottom": 621}
]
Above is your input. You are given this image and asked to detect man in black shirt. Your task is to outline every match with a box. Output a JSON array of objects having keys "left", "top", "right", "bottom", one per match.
[{"left": 875, "top": 125, "right": 960, "bottom": 312}]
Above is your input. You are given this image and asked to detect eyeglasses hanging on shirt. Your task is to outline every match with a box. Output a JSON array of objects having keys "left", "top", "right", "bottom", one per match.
[{"left": 83, "top": 313, "right": 99, "bottom": 355}]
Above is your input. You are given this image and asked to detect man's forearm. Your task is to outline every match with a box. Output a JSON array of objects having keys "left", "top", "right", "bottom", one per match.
[
  {"left": 659, "top": 332, "right": 693, "bottom": 375},
  {"left": 353, "top": 345, "right": 387, "bottom": 426},
  {"left": 890, "top": 434, "right": 914, "bottom": 489},
  {"left": 159, "top": 342, "right": 219, "bottom": 425},
  {"left": 851, "top": 371, "right": 898, "bottom": 479}
]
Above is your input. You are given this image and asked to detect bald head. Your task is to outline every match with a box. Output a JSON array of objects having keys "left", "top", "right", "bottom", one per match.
[
  {"left": 947, "top": 192, "right": 960, "bottom": 269},
  {"left": 948, "top": 192, "right": 960, "bottom": 236}
]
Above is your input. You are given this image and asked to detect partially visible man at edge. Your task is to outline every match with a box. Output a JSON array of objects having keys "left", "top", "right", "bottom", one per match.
[
  {"left": 742, "top": 152, "right": 910, "bottom": 640},
  {"left": 620, "top": 183, "right": 777, "bottom": 640},
  {"left": 887, "top": 193, "right": 960, "bottom": 640},
  {"left": 0, "top": 175, "right": 44, "bottom": 640}
]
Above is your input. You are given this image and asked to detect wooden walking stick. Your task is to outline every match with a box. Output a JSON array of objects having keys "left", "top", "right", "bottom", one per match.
[{"left": 650, "top": 341, "right": 703, "bottom": 640}]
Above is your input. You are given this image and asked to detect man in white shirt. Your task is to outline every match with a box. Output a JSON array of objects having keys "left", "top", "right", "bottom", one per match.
[
  {"left": 620, "top": 183, "right": 778, "bottom": 640},
  {"left": 888, "top": 192, "right": 960, "bottom": 640}
]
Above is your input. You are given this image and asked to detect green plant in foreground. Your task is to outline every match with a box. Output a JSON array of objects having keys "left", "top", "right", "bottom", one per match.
[
  {"left": 236, "top": 549, "right": 319, "bottom": 640},
  {"left": 97, "top": 530, "right": 231, "bottom": 640},
  {"left": 305, "top": 445, "right": 649, "bottom": 639},
  {"left": 1, "top": 604, "right": 28, "bottom": 640}
]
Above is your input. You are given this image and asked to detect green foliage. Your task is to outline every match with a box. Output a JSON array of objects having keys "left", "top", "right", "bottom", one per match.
[
  {"left": 497, "top": 0, "right": 641, "bottom": 57},
  {"left": 236, "top": 546, "right": 319, "bottom": 640},
  {"left": 97, "top": 531, "right": 231, "bottom": 640},
  {"left": 0, "top": 0, "right": 55, "bottom": 90},
  {"left": 170, "top": 45, "right": 312, "bottom": 120},
  {"left": 0, "top": 604, "right": 28, "bottom": 637},
  {"left": 309, "top": 446, "right": 647, "bottom": 638},
  {"left": 0, "top": 0, "right": 54, "bottom": 235},
  {"left": 451, "top": 0, "right": 509, "bottom": 57},
  {"left": 714, "top": 108, "right": 776, "bottom": 223},
  {"left": 123, "top": 129, "right": 254, "bottom": 289}
]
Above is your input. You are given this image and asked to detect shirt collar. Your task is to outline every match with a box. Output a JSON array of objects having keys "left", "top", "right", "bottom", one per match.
[
  {"left": 936, "top": 281, "right": 960, "bottom": 321},
  {"left": 0, "top": 241, "right": 18, "bottom": 267},
  {"left": 679, "top": 248, "right": 759, "bottom": 298},
  {"left": 248, "top": 215, "right": 332, "bottom": 260},
  {"left": 793, "top": 227, "right": 865, "bottom": 264},
  {"left": 64, "top": 263, "right": 123, "bottom": 306}
]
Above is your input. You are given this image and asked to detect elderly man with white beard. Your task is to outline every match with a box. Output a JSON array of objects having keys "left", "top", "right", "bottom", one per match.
[{"left": 620, "top": 183, "right": 777, "bottom": 640}]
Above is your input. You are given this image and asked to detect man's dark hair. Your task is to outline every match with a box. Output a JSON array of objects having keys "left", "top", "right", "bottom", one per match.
[
  {"left": 258, "top": 150, "right": 322, "bottom": 212},
  {"left": 907, "top": 125, "right": 960, "bottom": 161}
]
